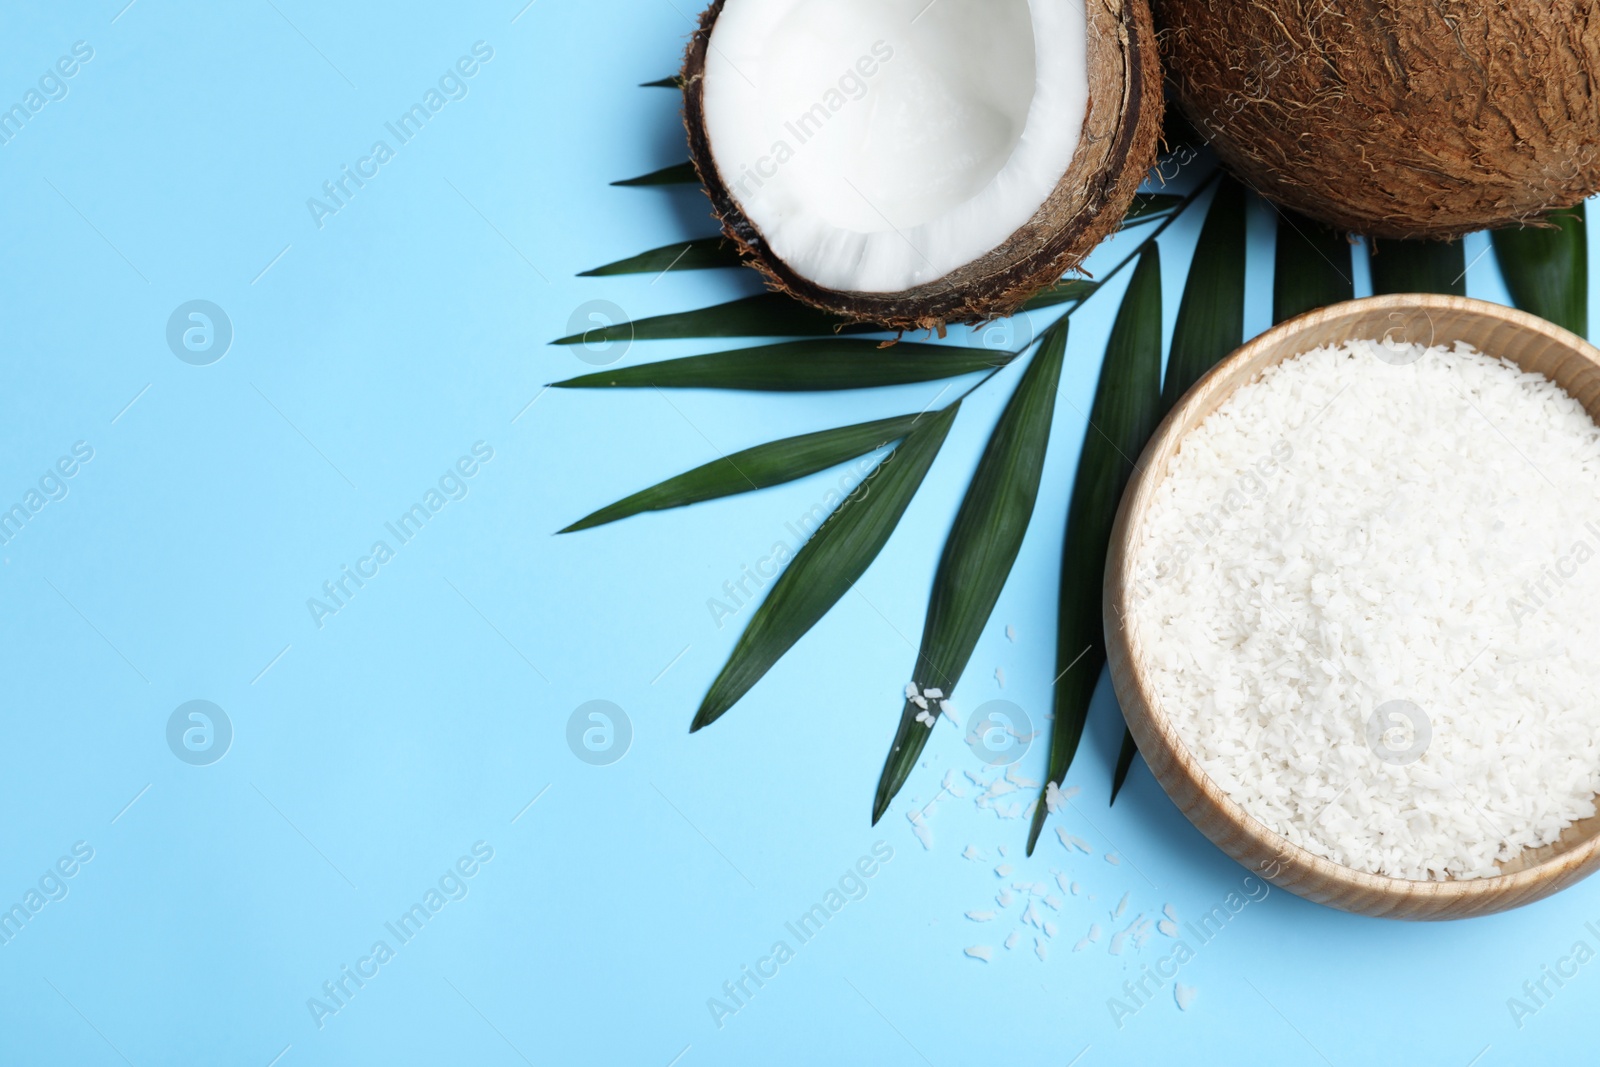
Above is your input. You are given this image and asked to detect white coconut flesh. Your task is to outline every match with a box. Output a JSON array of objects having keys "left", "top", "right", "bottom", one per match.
[{"left": 700, "top": 0, "right": 1088, "bottom": 293}]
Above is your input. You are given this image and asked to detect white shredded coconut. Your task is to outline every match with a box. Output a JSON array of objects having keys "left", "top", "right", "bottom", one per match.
[
  {"left": 1175, "top": 983, "right": 1198, "bottom": 1011},
  {"left": 1163, "top": 903, "right": 1179, "bottom": 923},
  {"left": 966, "top": 910, "right": 996, "bottom": 922},
  {"left": 1005, "top": 930, "right": 1020, "bottom": 949},
  {"left": 1035, "top": 938, "right": 1049, "bottom": 961},
  {"left": 1130, "top": 339, "right": 1600, "bottom": 880},
  {"left": 1158, "top": 919, "right": 1178, "bottom": 938},
  {"left": 964, "top": 945, "right": 993, "bottom": 963},
  {"left": 1105, "top": 853, "right": 1120, "bottom": 866},
  {"left": 1006, "top": 624, "right": 1017, "bottom": 643},
  {"left": 994, "top": 863, "right": 1013, "bottom": 878}
]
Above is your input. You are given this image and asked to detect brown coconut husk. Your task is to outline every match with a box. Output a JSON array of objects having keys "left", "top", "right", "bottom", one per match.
[
  {"left": 1154, "top": 0, "right": 1600, "bottom": 239},
  {"left": 681, "top": 0, "right": 1164, "bottom": 333}
]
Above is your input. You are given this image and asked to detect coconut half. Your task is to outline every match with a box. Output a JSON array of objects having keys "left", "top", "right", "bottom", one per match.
[{"left": 682, "top": 0, "right": 1163, "bottom": 331}]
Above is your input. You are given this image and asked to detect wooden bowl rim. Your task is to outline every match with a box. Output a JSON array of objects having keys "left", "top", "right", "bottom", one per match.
[{"left": 1106, "top": 293, "right": 1600, "bottom": 915}]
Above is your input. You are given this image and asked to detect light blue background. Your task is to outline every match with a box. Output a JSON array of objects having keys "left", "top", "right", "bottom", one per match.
[{"left": 1, "top": 2, "right": 1596, "bottom": 1064}]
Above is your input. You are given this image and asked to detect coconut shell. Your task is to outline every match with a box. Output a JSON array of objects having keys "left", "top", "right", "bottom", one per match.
[
  {"left": 1155, "top": 0, "right": 1600, "bottom": 239},
  {"left": 681, "top": 0, "right": 1164, "bottom": 332}
]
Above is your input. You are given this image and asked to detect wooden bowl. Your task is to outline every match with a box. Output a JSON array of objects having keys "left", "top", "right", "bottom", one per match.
[{"left": 1105, "top": 294, "right": 1600, "bottom": 919}]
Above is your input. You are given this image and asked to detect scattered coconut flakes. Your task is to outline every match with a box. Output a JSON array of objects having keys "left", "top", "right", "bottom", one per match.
[
  {"left": 995, "top": 667, "right": 1006, "bottom": 688},
  {"left": 924, "top": 687, "right": 944, "bottom": 700},
  {"left": 1108, "top": 929, "right": 1129, "bottom": 956},
  {"left": 1035, "top": 938, "right": 1049, "bottom": 961},
  {"left": 1023, "top": 798, "right": 1038, "bottom": 820},
  {"left": 1105, "top": 853, "right": 1121, "bottom": 866},
  {"left": 1045, "top": 781, "right": 1066, "bottom": 814},
  {"left": 904, "top": 682, "right": 919, "bottom": 700},
  {"left": 1071, "top": 882, "right": 1081, "bottom": 896},
  {"left": 1043, "top": 894, "right": 1063, "bottom": 911},
  {"left": 907, "top": 811, "right": 932, "bottom": 850},
  {"left": 1114, "top": 893, "right": 1130, "bottom": 919},
  {"left": 1055, "top": 829, "right": 1092, "bottom": 854},
  {"left": 1175, "top": 983, "right": 1197, "bottom": 1011},
  {"left": 911, "top": 694, "right": 929, "bottom": 710},
  {"left": 996, "top": 844, "right": 1009, "bottom": 858},
  {"left": 1073, "top": 938, "right": 1092, "bottom": 952},
  {"left": 1086, "top": 922, "right": 1101, "bottom": 942},
  {"left": 1133, "top": 918, "right": 1155, "bottom": 950},
  {"left": 962, "top": 845, "right": 983, "bottom": 862},
  {"left": 997, "top": 889, "right": 1014, "bottom": 908},
  {"left": 1056, "top": 873, "right": 1072, "bottom": 893},
  {"left": 986, "top": 780, "right": 1019, "bottom": 798},
  {"left": 964, "top": 770, "right": 986, "bottom": 786},
  {"left": 1163, "top": 903, "right": 1179, "bottom": 923},
  {"left": 1044, "top": 920, "right": 1058, "bottom": 938},
  {"left": 1004, "top": 930, "right": 1020, "bottom": 950},
  {"left": 915, "top": 708, "right": 936, "bottom": 728},
  {"left": 1022, "top": 903, "right": 1041, "bottom": 929},
  {"left": 1006, "top": 624, "right": 1017, "bottom": 643},
  {"left": 964, "top": 946, "right": 993, "bottom": 963},
  {"left": 966, "top": 910, "right": 996, "bottom": 922},
  {"left": 995, "top": 864, "right": 1013, "bottom": 878},
  {"left": 1005, "top": 766, "right": 1040, "bottom": 788},
  {"left": 1158, "top": 919, "right": 1178, "bottom": 938}
]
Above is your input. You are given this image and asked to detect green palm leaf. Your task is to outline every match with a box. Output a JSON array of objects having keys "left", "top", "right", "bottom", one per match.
[
  {"left": 1028, "top": 246, "right": 1164, "bottom": 854},
  {"left": 1108, "top": 177, "right": 1248, "bottom": 804},
  {"left": 1162, "top": 176, "right": 1248, "bottom": 410},
  {"left": 1273, "top": 209, "right": 1353, "bottom": 323},
  {"left": 1491, "top": 204, "right": 1589, "bottom": 336},
  {"left": 692, "top": 405, "right": 960, "bottom": 731},
  {"left": 552, "top": 340, "right": 1014, "bottom": 391},
  {"left": 1368, "top": 237, "right": 1467, "bottom": 296},
  {"left": 580, "top": 237, "right": 740, "bottom": 277},
  {"left": 641, "top": 76, "right": 682, "bottom": 88},
  {"left": 550, "top": 293, "right": 879, "bottom": 344},
  {"left": 560, "top": 413, "right": 926, "bottom": 533},
  {"left": 871, "top": 320, "right": 1070, "bottom": 823}
]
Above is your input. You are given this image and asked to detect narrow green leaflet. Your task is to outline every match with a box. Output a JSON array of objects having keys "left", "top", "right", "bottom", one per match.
[
  {"left": 871, "top": 321, "right": 1070, "bottom": 823},
  {"left": 1110, "top": 730, "right": 1139, "bottom": 804},
  {"left": 1491, "top": 204, "right": 1589, "bottom": 336},
  {"left": 1022, "top": 278, "right": 1100, "bottom": 312},
  {"left": 1105, "top": 178, "right": 1248, "bottom": 804},
  {"left": 612, "top": 162, "right": 698, "bottom": 187},
  {"left": 640, "top": 76, "right": 682, "bottom": 88},
  {"left": 560, "top": 412, "right": 924, "bottom": 533},
  {"left": 1162, "top": 175, "right": 1247, "bottom": 411},
  {"left": 551, "top": 293, "right": 881, "bottom": 345},
  {"left": 1273, "top": 209, "right": 1354, "bottom": 323},
  {"left": 1028, "top": 246, "right": 1164, "bottom": 854},
  {"left": 1367, "top": 237, "right": 1466, "bottom": 296},
  {"left": 552, "top": 340, "right": 1014, "bottom": 391},
  {"left": 692, "top": 405, "right": 959, "bottom": 731},
  {"left": 1127, "top": 193, "right": 1185, "bottom": 222},
  {"left": 580, "top": 237, "right": 740, "bottom": 277}
]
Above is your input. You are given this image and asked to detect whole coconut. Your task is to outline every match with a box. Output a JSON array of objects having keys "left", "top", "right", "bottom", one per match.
[{"left": 1154, "top": 0, "right": 1600, "bottom": 238}]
